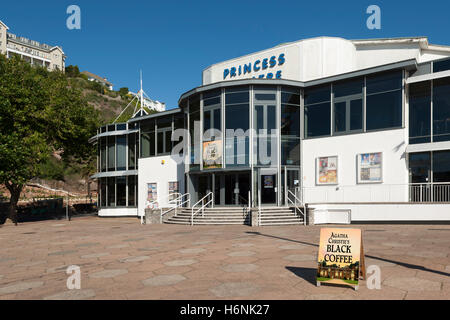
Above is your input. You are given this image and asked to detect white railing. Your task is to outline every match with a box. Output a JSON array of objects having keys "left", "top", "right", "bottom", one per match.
[
  {"left": 160, "top": 193, "right": 190, "bottom": 223},
  {"left": 191, "top": 192, "right": 214, "bottom": 226},
  {"left": 409, "top": 183, "right": 450, "bottom": 203},
  {"left": 287, "top": 190, "right": 306, "bottom": 226}
]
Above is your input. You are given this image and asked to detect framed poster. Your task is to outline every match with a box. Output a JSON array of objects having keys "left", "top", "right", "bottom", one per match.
[
  {"left": 358, "top": 152, "right": 382, "bottom": 183},
  {"left": 168, "top": 181, "right": 179, "bottom": 201},
  {"left": 316, "top": 156, "right": 338, "bottom": 185},
  {"left": 203, "top": 140, "right": 222, "bottom": 169},
  {"left": 263, "top": 175, "right": 274, "bottom": 189},
  {"left": 146, "top": 183, "right": 158, "bottom": 209}
]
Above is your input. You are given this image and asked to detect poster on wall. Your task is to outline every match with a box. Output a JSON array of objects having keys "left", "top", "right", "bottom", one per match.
[
  {"left": 168, "top": 181, "right": 179, "bottom": 201},
  {"left": 146, "top": 183, "right": 158, "bottom": 209},
  {"left": 316, "top": 228, "right": 366, "bottom": 290},
  {"left": 358, "top": 152, "right": 382, "bottom": 183},
  {"left": 203, "top": 140, "right": 223, "bottom": 169},
  {"left": 263, "top": 175, "right": 274, "bottom": 189},
  {"left": 316, "top": 156, "right": 338, "bottom": 185}
]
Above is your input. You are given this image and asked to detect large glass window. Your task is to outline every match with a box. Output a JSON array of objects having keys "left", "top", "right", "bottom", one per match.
[
  {"left": 433, "top": 151, "right": 450, "bottom": 182},
  {"left": 434, "top": 59, "right": 450, "bottom": 73},
  {"left": 333, "top": 78, "right": 363, "bottom": 135},
  {"left": 409, "top": 81, "right": 431, "bottom": 144},
  {"left": 366, "top": 71, "right": 402, "bottom": 131},
  {"left": 100, "top": 137, "right": 107, "bottom": 172},
  {"left": 281, "top": 87, "right": 300, "bottom": 165},
  {"left": 116, "top": 176, "right": 126, "bottom": 206},
  {"left": 107, "top": 177, "right": 115, "bottom": 206},
  {"left": 189, "top": 95, "right": 201, "bottom": 170},
  {"left": 409, "top": 152, "right": 431, "bottom": 183},
  {"left": 128, "top": 175, "right": 136, "bottom": 207},
  {"left": 128, "top": 133, "right": 136, "bottom": 170},
  {"left": 116, "top": 135, "right": 126, "bottom": 171},
  {"left": 304, "top": 85, "right": 331, "bottom": 138},
  {"left": 100, "top": 177, "right": 106, "bottom": 207},
  {"left": 225, "top": 87, "right": 249, "bottom": 167},
  {"left": 140, "top": 120, "right": 155, "bottom": 158},
  {"left": 254, "top": 87, "right": 277, "bottom": 166},
  {"left": 107, "top": 136, "right": 115, "bottom": 171},
  {"left": 433, "top": 77, "right": 450, "bottom": 142}
]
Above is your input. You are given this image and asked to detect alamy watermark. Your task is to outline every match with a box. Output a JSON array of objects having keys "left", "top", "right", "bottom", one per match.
[
  {"left": 366, "top": 5, "right": 381, "bottom": 30},
  {"left": 66, "top": 265, "right": 81, "bottom": 289},
  {"left": 66, "top": 5, "right": 81, "bottom": 30}
]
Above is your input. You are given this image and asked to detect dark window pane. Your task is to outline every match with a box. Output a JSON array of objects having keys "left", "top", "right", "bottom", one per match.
[
  {"left": 157, "top": 132, "right": 164, "bottom": 154},
  {"left": 116, "top": 177, "right": 126, "bottom": 206},
  {"left": 128, "top": 133, "right": 136, "bottom": 170},
  {"left": 107, "top": 124, "right": 115, "bottom": 132},
  {"left": 100, "top": 178, "right": 106, "bottom": 207},
  {"left": 225, "top": 86, "right": 248, "bottom": 93},
  {"left": 204, "top": 96, "right": 220, "bottom": 106},
  {"left": 156, "top": 116, "right": 172, "bottom": 129},
  {"left": 334, "top": 102, "right": 346, "bottom": 132},
  {"left": 366, "top": 90, "right": 402, "bottom": 131},
  {"left": 100, "top": 137, "right": 107, "bottom": 172},
  {"left": 226, "top": 104, "right": 249, "bottom": 131},
  {"left": 203, "top": 88, "right": 221, "bottom": 100},
  {"left": 165, "top": 130, "right": 172, "bottom": 153},
  {"left": 255, "top": 105, "right": 264, "bottom": 131},
  {"left": 281, "top": 92, "right": 300, "bottom": 105},
  {"left": 434, "top": 59, "right": 450, "bottom": 73},
  {"left": 333, "top": 77, "right": 363, "bottom": 98},
  {"left": 281, "top": 138, "right": 300, "bottom": 165},
  {"left": 203, "top": 110, "right": 211, "bottom": 132},
  {"left": 225, "top": 136, "right": 249, "bottom": 167},
  {"left": 409, "top": 152, "right": 431, "bottom": 183},
  {"left": 107, "top": 177, "right": 115, "bottom": 207},
  {"left": 213, "top": 108, "right": 221, "bottom": 132},
  {"left": 366, "top": 71, "right": 403, "bottom": 94},
  {"left": 255, "top": 93, "right": 276, "bottom": 101},
  {"left": 281, "top": 104, "right": 300, "bottom": 137},
  {"left": 433, "top": 77, "right": 450, "bottom": 142},
  {"left": 433, "top": 151, "right": 450, "bottom": 182},
  {"left": 107, "top": 136, "right": 115, "bottom": 171},
  {"left": 305, "top": 102, "right": 331, "bottom": 137},
  {"left": 101, "top": 126, "right": 107, "bottom": 133},
  {"left": 116, "top": 123, "right": 126, "bottom": 130},
  {"left": 140, "top": 131, "right": 154, "bottom": 158},
  {"left": 226, "top": 91, "right": 249, "bottom": 104},
  {"left": 267, "top": 105, "right": 276, "bottom": 132},
  {"left": 128, "top": 176, "right": 136, "bottom": 206},
  {"left": 116, "top": 135, "right": 126, "bottom": 171},
  {"left": 409, "top": 81, "right": 431, "bottom": 143},
  {"left": 350, "top": 99, "right": 363, "bottom": 131},
  {"left": 189, "top": 95, "right": 200, "bottom": 113},
  {"left": 304, "top": 85, "right": 331, "bottom": 105}
]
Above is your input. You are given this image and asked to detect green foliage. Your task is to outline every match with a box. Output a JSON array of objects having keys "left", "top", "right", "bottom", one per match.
[
  {"left": 65, "top": 65, "right": 80, "bottom": 77},
  {"left": 118, "top": 87, "right": 129, "bottom": 98},
  {"left": 38, "top": 157, "right": 65, "bottom": 181},
  {"left": 0, "top": 54, "right": 101, "bottom": 221}
]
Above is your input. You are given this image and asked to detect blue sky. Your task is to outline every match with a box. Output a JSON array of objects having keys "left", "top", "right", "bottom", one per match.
[{"left": 2, "top": 0, "right": 449, "bottom": 108}]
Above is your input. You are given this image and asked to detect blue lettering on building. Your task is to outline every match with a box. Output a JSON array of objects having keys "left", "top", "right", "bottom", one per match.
[{"left": 223, "top": 53, "right": 286, "bottom": 80}]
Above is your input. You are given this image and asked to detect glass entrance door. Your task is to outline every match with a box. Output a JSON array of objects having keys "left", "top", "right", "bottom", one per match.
[
  {"left": 258, "top": 168, "right": 277, "bottom": 206},
  {"left": 282, "top": 168, "right": 300, "bottom": 205}
]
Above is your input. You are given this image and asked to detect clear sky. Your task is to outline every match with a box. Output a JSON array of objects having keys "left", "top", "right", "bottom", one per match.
[{"left": 2, "top": 0, "right": 450, "bottom": 109}]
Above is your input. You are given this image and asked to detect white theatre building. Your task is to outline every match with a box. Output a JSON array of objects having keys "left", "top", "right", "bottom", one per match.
[{"left": 90, "top": 36, "right": 450, "bottom": 224}]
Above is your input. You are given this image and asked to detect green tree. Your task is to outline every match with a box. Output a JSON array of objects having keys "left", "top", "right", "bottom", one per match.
[
  {"left": 65, "top": 65, "right": 80, "bottom": 77},
  {"left": 0, "top": 54, "right": 100, "bottom": 224},
  {"left": 118, "top": 87, "right": 129, "bottom": 97}
]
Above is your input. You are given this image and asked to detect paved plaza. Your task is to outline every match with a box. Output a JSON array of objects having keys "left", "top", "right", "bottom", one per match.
[{"left": 0, "top": 216, "right": 449, "bottom": 300}]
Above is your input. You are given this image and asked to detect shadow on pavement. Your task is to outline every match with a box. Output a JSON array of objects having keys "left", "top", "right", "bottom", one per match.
[
  {"left": 247, "top": 231, "right": 450, "bottom": 278},
  {"left": 285, "top": 266, "right": 317, "bottom": 285}
]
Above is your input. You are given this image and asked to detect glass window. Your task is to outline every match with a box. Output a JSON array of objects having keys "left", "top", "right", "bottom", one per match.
[
  {"left": 255, "top": 93, "right": 276, "bottom": 101},
  {"left": 116, "top": 123, "right": 126, "bottom": 130},
  {"left": 107, "top": 177, "right": 115, "bottom": 206},
  {"left": 107, "top": 136, "right": 115, "bottom": 171},
  {"left": 366, "top": 71, "right": 402, "bottom": 95},
  {"left": 433, "top": 151, "right": 450, "bottom": 182},
  {"left": 333, "top": 77, "right": 363, "bottom": 98},
  {"left": 225, "top": 87, "right": 249, "bottom": 104},
  {"left": 304, "top": 85, "right": 331, "bottom": 105},
  {"left": 281, "top": 137, "right": 300, "bottom": 165},
  {"left": 100, "top": 137, "right": 107, "bottom": 172},
  {"left": 100, "top": 177, "right": 106, "bottom": 207},
  {"left": 128, "top": 133, "right": 136, "bottom": 170},
  {"left": 189, "top": 96, "right": 201, "bottom": 170},
  {"left": 281, "top": 104, "right": 300, "bottom": 137},
  {"left": 225, "top": 103, "right": 249, "bottom": 167},
  {"left": 350, "top": 99, "right": 363, "bottom": 131},
  {"left": 409, "top": 152, "right": 431, "bottom": 183},
  {"left": 434, "top": 59, "right": 450, "bottom": 73},
  {"left": 128, "top": 175, "right": 136, "bottom": 206},
  {"left": 157, "top": 131, "right": 164, "bottom": 154},
  {"left": 141, "top": 131, "right": 155, "bottom": 157},
  {"left": 409, "top": 81, "right": 431, "bottom": 144},
  {"left": 433, "top": 77, "right": 450, "bottom": 142},
  {"left": 334, "top": 101, "right": 346, "bottom": 133},
  {"left": 366, "top": 90, "right": 402, "bottom": 131},
  {"left": 304, "top": 102, "right": 331, "bottom": 138},
  {"left": 165, "top": 130, "right": 173, "bottom": 153},
  {"left": 116, "top": 176, "right": 126, "bottom": 206},
  {"left": 116, "top": 135, "right": 126, "bottom": 171}
]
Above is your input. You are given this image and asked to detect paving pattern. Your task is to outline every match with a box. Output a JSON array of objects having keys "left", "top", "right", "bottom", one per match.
[{"left": 0, "top": 216, "right": 449, "bottom": 300}]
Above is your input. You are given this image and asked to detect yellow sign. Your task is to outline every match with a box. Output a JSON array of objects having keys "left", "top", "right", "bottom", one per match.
[{"left": 316, "top": 228, "right": 365, "bottom": 290}]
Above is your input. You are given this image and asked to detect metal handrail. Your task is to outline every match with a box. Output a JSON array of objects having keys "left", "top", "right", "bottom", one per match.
[
  {"left": 258, "top": 190, "right": 261, "bottom": 226},
  {"left": 287, "top": 190, "right": 306, "bottom": 226},
  {"left": 160, "top": 193, "right": 190, "bottom": 223},
  {"left": 191, "top": 192, "right": 214, "bottom": 226}
]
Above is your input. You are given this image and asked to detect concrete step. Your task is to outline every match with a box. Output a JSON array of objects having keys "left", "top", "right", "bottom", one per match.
[{"left": 260, "top": 221, "right": 304, "bottom": 226}]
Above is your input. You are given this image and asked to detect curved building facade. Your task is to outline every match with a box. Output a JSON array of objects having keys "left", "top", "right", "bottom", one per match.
[{"left": 90, "top": 37, "right": 450, "bottom": 223}]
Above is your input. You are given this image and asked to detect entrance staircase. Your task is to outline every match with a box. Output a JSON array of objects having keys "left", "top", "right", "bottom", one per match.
[
  {"left": 165, "top": 207, "right": 250, "bottom": 225},
  {"left": 258, "top": 207, "right": 304, "bottom": 226},
  {"left": 163, "top": 207, "right": 305, "bottom": 226}
]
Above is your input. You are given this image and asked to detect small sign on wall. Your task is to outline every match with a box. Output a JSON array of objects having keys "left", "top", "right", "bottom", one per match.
[
  {"left": 357, "top": 152, "right": 383, "bottom": 183},
  {"left": 316, "top": 228, "right": 366, "bottom": 290}
]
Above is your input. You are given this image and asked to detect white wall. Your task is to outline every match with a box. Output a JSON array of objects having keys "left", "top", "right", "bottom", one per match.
[
  {"left": 302, "top": 128, "right": 409, "bottom": 203},
  {"left": 98, "top": 207, "right": 138, "bottom": 217},
  {"left": 138, "top": 155, "right": 185, "bottom": 217},
  {"left": 310, "top": 203, "right": 450, "bottom": 222}
]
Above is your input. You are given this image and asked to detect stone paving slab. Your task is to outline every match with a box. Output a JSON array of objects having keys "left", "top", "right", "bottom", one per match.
[{"left": 0, "top": 216, "right": 449, "bottom": 300}]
